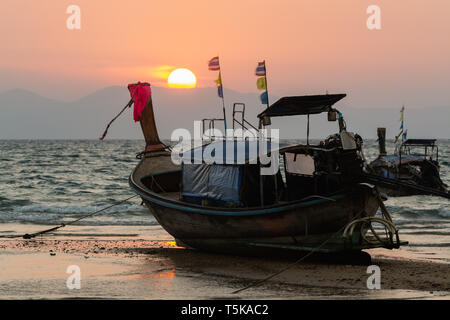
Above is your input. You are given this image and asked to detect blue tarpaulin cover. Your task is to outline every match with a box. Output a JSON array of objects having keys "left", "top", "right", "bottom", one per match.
[{"left": 181, "top": 163, "right": 243, "bottom": 204}]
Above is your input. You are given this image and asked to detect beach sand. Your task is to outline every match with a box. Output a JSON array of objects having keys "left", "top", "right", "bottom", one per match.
[{"left": 0, "top": 224, "right": 449, "bottom": 300}]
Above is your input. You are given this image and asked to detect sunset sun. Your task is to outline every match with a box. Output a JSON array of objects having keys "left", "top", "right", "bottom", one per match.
[{"left": 167, "top": 68, "right": 197, "bottom": 88}]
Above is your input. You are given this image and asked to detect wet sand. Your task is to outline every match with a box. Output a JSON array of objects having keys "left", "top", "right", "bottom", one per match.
[{"left": 0, "top": 225, "right": 449, "bottom": 299}]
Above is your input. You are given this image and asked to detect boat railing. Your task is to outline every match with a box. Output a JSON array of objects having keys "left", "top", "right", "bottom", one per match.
[
  {"left": 399, "top": 143, "right": 439, "bottom": 162},
  {"left": 232, "top": 103, "right": 259, "bottom": 138},
  {"left": 202, "top": 103, "right": 260, "bottom": 140},
  {"left": 201, "top": 117, "right": 225, "bottom": 140}
]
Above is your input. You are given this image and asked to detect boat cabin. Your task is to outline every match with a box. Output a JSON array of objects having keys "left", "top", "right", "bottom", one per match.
[
  {"left": 180, "top": 140, "right": 285, "bottom": 207},
  {"left": 141, "top": 94, "right": 367, "bottom": 209}
]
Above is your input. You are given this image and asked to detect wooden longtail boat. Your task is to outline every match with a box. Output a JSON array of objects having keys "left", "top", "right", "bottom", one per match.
[
  {"left": 367, "top": 128, "right": 448, "bottom": 197},
  {"left": 126, "top": 83, "right": 405, "bottom": 254}
]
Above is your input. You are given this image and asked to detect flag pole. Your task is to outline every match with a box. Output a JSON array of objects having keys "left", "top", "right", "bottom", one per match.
[
  {"left": 219, "top": 69, "right": 227, "bottom": 132},
  {"left": 263, "top": 60, "right": 270, "bottom": 110},
  {"left": 402, "top": 105, "right": 405, "bottom": 144},
  {"left": 256, "top": 60, "right": 270, "bottom": 130},
  {"left": 214, "top": 56, "right": 227, "bottom": 132}
]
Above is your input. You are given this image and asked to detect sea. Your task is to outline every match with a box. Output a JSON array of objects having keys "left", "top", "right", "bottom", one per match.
[{"left": 0, "top": 139, "right": 449, "bottom": 262}]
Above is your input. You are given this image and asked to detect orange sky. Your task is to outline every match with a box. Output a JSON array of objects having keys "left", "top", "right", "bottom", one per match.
[{"left": 1, "top": 0, "right": 449, "bottom": 108}]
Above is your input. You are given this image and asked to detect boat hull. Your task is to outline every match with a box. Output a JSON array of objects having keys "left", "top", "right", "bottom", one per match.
[
  {"left": 140, "top": 190, "right": 378, "bottom": 240},
  {"left": 129, "top": 154, "right": 382, "bottom": 253},
  {"left": 132, "top": 185, "right": 379, "bottom": 252},
  {"left": 368, "top": 157, "right": 448, "bottom": 197}
]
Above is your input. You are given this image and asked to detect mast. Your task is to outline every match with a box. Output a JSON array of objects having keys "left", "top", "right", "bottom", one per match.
[
  {"left": 263, "top": 62, "right": 270, "bottom": 110},
  {"left": 255, "top": 60, "right": 272, "bottom": 206},
  {"left": 220, "top": 72, "right": 227, "bottom": 132},
  {"left": 208, "top": 56, "right": 227, "bottom": 132},
  {"left": 401, "top": 105, "right": 405, "bottom": 144}
]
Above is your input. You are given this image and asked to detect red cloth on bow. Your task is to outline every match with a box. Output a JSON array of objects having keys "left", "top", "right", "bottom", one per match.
[{"left": 128, "top": 82, "right": 152, "bottom": 122}]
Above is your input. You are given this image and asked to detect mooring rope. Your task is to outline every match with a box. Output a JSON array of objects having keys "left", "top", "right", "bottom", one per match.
[
  {"left": 231, "top": 224, "right": 348, "bottom": 295},
  {"left": 0, "top": 195, "right": 138, "bottom": 239},
  {"left": 231, "top": 188, "right": 397, "bottom": 295}
]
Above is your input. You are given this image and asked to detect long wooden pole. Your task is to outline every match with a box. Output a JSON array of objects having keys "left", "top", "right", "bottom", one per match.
[
  {"left": 218, "top": 59, "right": 227, "bottom": 132},
  {"left": 263, "top": 60, "right": 270, "bottom": 110},
  {"left": 263, "top": 61, "right": 278, "bottom": 202},
  {"left": 259, "top": 118, "right": 264, "bottom": 207},
  {"left": 221, "top": 91, "right": 227, "bottom": 132},
  {"left": 402, "top": 106, "right": 405, "bottom": 144}
]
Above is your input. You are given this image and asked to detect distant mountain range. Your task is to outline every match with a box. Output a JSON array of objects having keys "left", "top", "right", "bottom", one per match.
[{"left": 0, "top": 86, "right": 449, "bottom": 140}]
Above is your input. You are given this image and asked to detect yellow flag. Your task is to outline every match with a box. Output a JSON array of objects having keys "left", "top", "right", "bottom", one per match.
[
  {"left": 256, "top": 77, "right": 266, "bottom": 90},
  {"left": 214, "top": 72, "right": 222, "bottom": 86}
]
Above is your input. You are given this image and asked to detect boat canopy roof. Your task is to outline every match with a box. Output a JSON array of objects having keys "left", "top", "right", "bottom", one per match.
[
  {"left": 403, "top": 139, "right": 436, "bottom": 146},
  {"left": 257, "top": 94, "right": 346, "bottom": 118},
  {"left": 181, "top": 140, "right": 291, "bottom": 164}
]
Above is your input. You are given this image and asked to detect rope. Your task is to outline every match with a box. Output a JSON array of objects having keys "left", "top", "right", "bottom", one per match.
[
  {"left": 375, "top": 186, "right": 393, "bottom": 222},
  {"left": 99, "top": 99, "right": 134, "bottom": 140},
  {"left": 343, "top": 216, "right": 397, "bottom": 245},
  {"left": 231, "top": 188, "right": 399, "bottom": 295},
  {"left": 0, "top": 195, "right": 138, "bottom": 239},
  {"left": 342, "top": 188, "right": 399, "bottom": 247},
  {"left": 135, "top": 145, "right": 172, "bottom": 159},
  {"left": 231, "top": 223, "right": 348, "bottom": 295}
]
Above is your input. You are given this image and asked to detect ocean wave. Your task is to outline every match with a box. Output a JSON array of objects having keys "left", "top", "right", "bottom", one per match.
[
  {"left": 0, "top": 198, "right": 33, "bottom": 209},
  {"left": 0, "top": 218, "right": 159, "bottom": 226},
  {"left": 393, "top": 222, "right": 449, "bottom": 229},
  {"left": 12, "top": 203, "right": 146, "bottom": 215},
  {"left": 388, "top": 198, "right": 450, "bottom": 219},
  {"left": 408, "top": 243, "right": 450, "bottom": 248},
  {"left": 402, "top": 231, "right": 450, "bottom": 236},
  {"left": 0, "top": 203, "right": 158, "bottom": 226},
  {"left": 393, "top": 208, "right": 450, "bottom": 219}
]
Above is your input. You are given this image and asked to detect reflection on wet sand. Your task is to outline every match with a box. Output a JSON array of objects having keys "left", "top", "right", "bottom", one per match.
[{"left": 1, "top": 234, "right": 448, "bottom": 299}]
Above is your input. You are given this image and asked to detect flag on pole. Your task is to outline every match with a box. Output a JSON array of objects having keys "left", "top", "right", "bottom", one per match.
[
  {"left": 395, "top": 106, "right": 406, "bottom": 143},
  {"left": 256, "top": 77, "right": 267, "bottom": 90},
  {"left": 215, "top": 71, "right": 222, "bottom": 86},
  {"left": 208, "top": 56, "right": 227, "bottom": 130},
  {"left": 260, "top": 91, "right": 268, "bottom": 104},
  {"left": 214, "top": 71, "right": 223, "bottom": 98},
  {"left": 255, "top": 60, "right": 268, "bottom": 106},
  {"left": 209, "top": 57, "right": 222, "bottom": 97},
  {"left": 255, "top": 61, "right": 266, "bottom": 76},
  {"left": 399, "top": 106, "right": 405, "bottom": 129},
  {"left": 208, "top": 56, "right": 220, "bottom": 71},
  {"left": 403, "top": 129, "right": 408, "bottom": 141}
]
